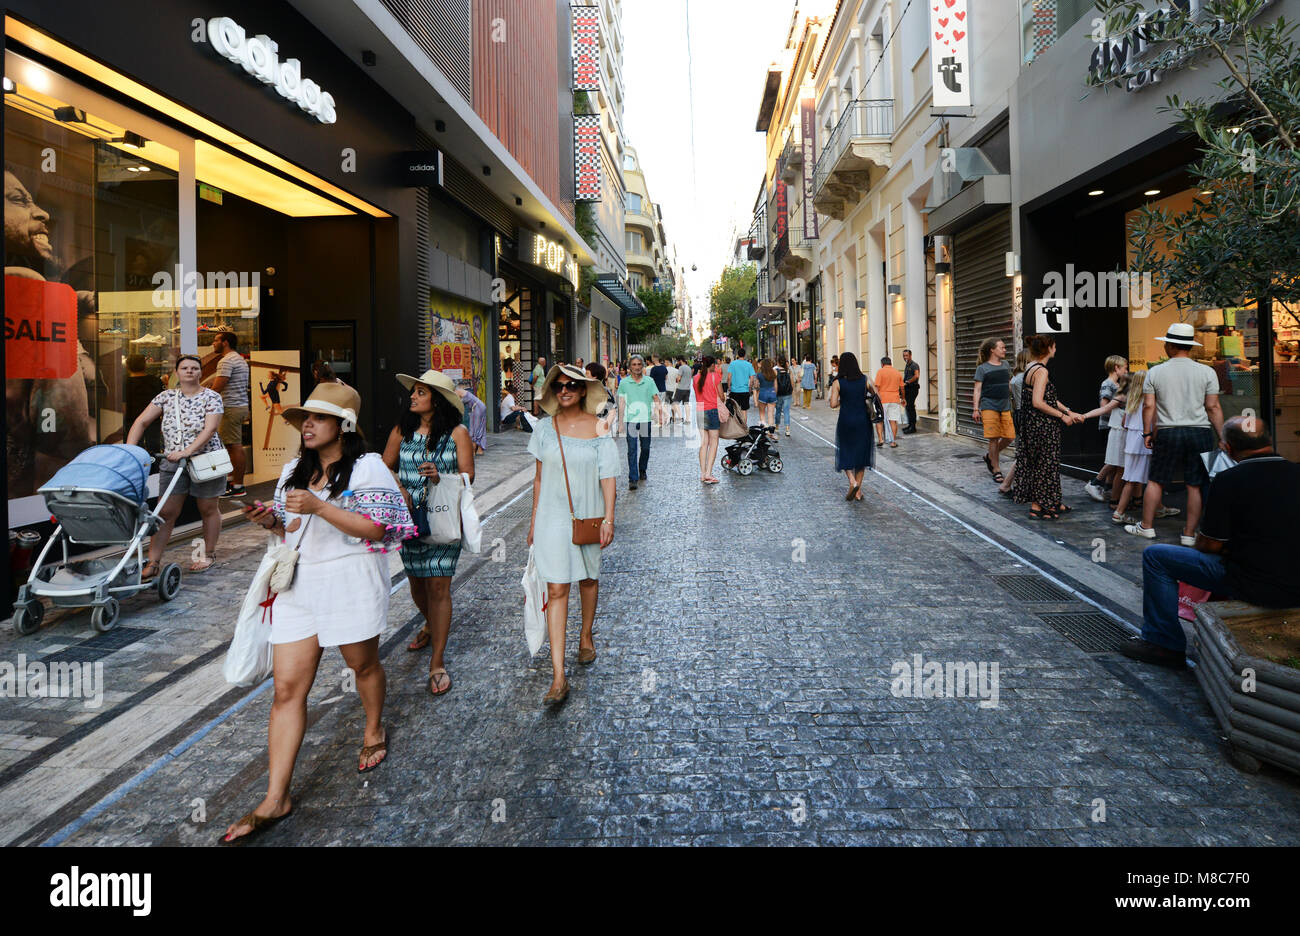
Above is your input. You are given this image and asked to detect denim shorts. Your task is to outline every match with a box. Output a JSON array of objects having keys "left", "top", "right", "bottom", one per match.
[{"left": 701, "top": 408, "right": 720, "bottom": 430}]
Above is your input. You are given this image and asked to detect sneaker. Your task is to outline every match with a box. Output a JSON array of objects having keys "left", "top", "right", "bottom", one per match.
[
  {"left": 628, "top": 481, "right": 638, "bottom": 491},
  {"left": 1083, "top": 481, "right": 1107, "bottom": 502},
  {"left": 1111, "top": 512, "right": 1136, "bottom": 525},
  {"left": 1118, "top": 637, "right": 1187, "bottom": 670},
  {"left": 1123, "top": 523, "right": 1157, "bottom": 539},
  {"left": 222, "top": 484, "right": 246, "bottom": 497},
  {"left": 1155, "top": 506, "right": 1181, "bottom": 519},
  {"left": 1180, "top": 534, "right": 1196, "bottom": 546}
]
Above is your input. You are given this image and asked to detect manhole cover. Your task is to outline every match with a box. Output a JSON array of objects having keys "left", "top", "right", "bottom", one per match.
[
  {"left": 1034, "top": 612, "right": 1131, "bottom": 653},
  {"left": 40, "top": 625, "right": 156, "bottom": 664},
  {"left": 991, "top": 574, "right": 1075, "bottom": 603}
]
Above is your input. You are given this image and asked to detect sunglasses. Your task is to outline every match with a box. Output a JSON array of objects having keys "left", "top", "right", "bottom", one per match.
[{"left": 553, "top": 381, "right": 582, "bottom": 392}]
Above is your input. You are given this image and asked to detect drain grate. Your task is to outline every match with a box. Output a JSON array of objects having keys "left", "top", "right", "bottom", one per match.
[
  {"left": 1034, "top": 612, "right": 1130, "bottom": 653},
  {"left": 40, "top": 626, "right": 155, "bottom": 664},
  {"left": 991, "top": 574, "right": 1075, "bottom": 603}
]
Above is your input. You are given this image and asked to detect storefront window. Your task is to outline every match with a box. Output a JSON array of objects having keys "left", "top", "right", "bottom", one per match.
[
  {"left": 427, "top": 290, "right": 488, "bottom": 402},
  {"left": 498, "top": 279, "right": 523, "bottom": 396},
  {"left": 1272, "top": 300, "right": 1300, "bottom": 460}
]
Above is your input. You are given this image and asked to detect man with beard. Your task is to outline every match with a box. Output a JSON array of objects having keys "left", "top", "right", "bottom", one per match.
[{"left": 5, "top": 168, "right": 97, "bottom": 496}]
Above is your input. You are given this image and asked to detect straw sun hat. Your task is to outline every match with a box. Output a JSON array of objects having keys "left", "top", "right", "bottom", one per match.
[
  {"left": 395, "top": 369, "right": 465, "bottom": 416},
  {"left": 282, "top": 381, "right": 362, "bottom": 431},
  {"left": 537, "top": 364, "right": 608, "bottom": 416}
]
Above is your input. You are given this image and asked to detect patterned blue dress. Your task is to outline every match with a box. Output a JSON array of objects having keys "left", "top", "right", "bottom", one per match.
[{"left": 397, "top": 431, "right": 462, "bottom": 578}]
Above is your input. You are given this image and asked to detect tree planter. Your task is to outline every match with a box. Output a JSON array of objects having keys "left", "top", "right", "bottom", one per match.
[{"left": 1191, "top": 602, "right": 1300, "bottom": 775}]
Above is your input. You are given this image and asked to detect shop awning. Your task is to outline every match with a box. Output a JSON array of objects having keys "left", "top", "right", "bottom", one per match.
[
  {"left": 595, "top": 274, "right": 646, "bottom": 315},
  {"left": 926, "top": 175, "right": 1012, "bottom": 236}
]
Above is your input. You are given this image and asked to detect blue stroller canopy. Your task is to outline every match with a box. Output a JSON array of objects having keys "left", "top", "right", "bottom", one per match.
[{"left": 39, "top": 445, "right": 153, "bottom": 505}]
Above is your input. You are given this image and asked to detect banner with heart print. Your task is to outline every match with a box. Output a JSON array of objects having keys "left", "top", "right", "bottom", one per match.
[{"left": 929, "top": 0, "right": 971, "bottom": 109}]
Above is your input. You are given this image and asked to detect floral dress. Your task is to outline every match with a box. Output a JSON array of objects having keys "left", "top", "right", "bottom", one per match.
[
  {"left": 397, "top": 430, "right": 462, "bottom": 578},
  {"left": 1011, "top": 363, "right": 1063, "bottom": 507}
]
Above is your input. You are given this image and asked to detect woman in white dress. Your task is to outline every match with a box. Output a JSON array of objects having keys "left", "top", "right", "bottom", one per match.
[
  {"left": 222, "top": 383, "right": 413, "bottom": 844},
  {"left": 527, "top": 365, "right": 619, "bottom": 704}
]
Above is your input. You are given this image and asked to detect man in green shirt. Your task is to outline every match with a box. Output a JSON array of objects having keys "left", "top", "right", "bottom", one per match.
[
  {"left": 530, "top": 356, "right": 547, "bottom": 415},
  {"left": 618, "top": 354, "right": 658, "bottom": 489}
]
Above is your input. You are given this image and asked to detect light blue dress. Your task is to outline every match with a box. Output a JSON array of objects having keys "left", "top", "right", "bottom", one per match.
[{"left": 527, "top": 417, "right": 619, "bottom": 583}]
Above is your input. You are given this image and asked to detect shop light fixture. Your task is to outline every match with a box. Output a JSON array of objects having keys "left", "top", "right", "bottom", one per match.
[
  {"left": 53, "top": 104, "right": 87, "bottom": 123},
  {"left": 6, "top": 18, "right": 389, "bottom": 218},
  {"left": 361, "top": 50, "right": 377, "bottom": 67},
  {"left": 2, "top": 76, "right": 14, "bottom": 93},
  {"left": 1088, "top": 190, "right": 1105, "bottom": 196},
  {"left": 435, "top": 119, "right": 446, "bottom": 133},
  {"left": 1144, "top": 189, "right": 1162, "bottom": 196},
  {"left": 887, "top": 284, "right": 902, "bottom": 296}
]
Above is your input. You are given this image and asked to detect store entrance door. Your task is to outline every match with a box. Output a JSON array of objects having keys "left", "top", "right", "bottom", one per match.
[{"left": 305, "top": 321, "right": 356, "bottom": 389}]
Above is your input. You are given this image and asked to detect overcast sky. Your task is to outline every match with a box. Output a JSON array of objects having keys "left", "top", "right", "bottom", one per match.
[{"left": 621, "top": 0, "right": 796, "bottom": 322}]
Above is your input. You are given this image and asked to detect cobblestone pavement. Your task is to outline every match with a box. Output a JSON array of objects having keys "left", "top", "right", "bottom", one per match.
[{"left": 6, "top": 414, "right": 1300, "bottom": 846}]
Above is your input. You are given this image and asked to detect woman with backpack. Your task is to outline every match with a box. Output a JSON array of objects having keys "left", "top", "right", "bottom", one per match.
[{"left": 775, "top": 356, "right": 795, "bottom": 437}]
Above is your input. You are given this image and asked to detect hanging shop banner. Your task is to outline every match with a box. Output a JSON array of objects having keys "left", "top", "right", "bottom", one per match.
[
  {"left": 249, "top": 351, "right": 302, "bottom": 484},
  {"left": 574, "top": 114, "right": 603, "bottom": 202},
  {"left": 428, "top": 292, "right": 488, "bottom": 403},
  {"left": 929, "top": 0, "right": 971, "bottom": 109},
  {"left": 571, "top": 4, "right": 601, "bottom": 92},
  {"left": 774, "top": 175, "right": 789, "bottom": 258},
  {"left": 801, "top": 99, "right": 819, "bottom": 241}
]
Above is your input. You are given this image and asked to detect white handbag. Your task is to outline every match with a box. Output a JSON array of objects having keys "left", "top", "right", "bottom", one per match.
[
  {"left": 223, "top": 545, "right": 278, "bottom": 686},
  {"left": 458, "top": 473, "right": 482, "bottom": 554},
  {"left": 520, "top": 545, "right": 547, "bottom": 656},
  {"left": 187, "top": 449, "right": 233, "bottom": 483}
]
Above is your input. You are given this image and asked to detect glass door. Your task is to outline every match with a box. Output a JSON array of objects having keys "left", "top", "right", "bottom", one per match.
[{"left": 305, "top": 321, "right": 356, "bottom": 389}]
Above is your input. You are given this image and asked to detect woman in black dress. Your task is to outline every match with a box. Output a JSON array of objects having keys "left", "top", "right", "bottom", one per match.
[
  {"left": 1011, "top": 335, "right": 1084, "bottom": 519},
  {"left": 829, "top": 351, "right": 875, "bottom": 501}
]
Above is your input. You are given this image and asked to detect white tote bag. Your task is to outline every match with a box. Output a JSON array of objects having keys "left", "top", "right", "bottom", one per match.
[
  {"left": 417, "top": 475, "right": 463, "bottom": 545},
  {"left": 223, "top": 545, "right": 278, "bottom": 686},
  {"left": 458, "top": 472, "right": 482, "bottom": 554},
  {"left": 521, "top": 545, "right": 547, "bottom": 656}
]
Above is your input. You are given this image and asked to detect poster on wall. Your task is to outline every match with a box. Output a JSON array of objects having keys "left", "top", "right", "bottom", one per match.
[
  {"left": 428, "top": 293, "right": 488, "bottom": 402},
  {"left": 249, "top": 352, "right": 302, "bottom": 484},
  {"left": 929, "top": 0, "right": 971, "bottom": 110}
]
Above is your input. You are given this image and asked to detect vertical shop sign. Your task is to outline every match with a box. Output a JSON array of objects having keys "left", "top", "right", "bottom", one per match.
[
  {"left": 574, "top": 114, "right": 603, "bottom": 201},
  {"left": 774, "top": 175, "right": 789, "bottom": 259},
  {"left": 801, "top": 99, "right": 819, "bottom": 241},
  {"left": 929, "top": 0, "right": 971, "bottom": 109},
  {"left": 571, "top": 4, "right": 601, "bottom": 92}
]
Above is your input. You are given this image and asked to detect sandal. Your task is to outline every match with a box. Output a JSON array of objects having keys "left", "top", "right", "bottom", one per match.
[
  {"left": 991, "top": 471, "right": 1005, "bottom": 483},
  {"left": 141, "top": 560, "right": 161, "bottom": 582},
  {"left": 983, "top": 453, "right": 995, "bottom": 475},
  {"left": 407, "top": 626, "right": 431, "bottom": 652},
  {"left": 358, "top": 728, "right": 388, "bottom": 773},
  {"left": 846, "top": 485, "right": 859, "bottom": 501},
  {"left": 1053, "top": 503, "right": 1074, "bottom": 514},
  {"left": 220, "top": 806, "right": 292, "bottom": 845},
  {"left": 428, "top": 668, "right": 451, "bottom": 696},
  {"left": 188, "top": 557, "right": 214, "bottom": 574},
  {"left": 1028, "top": 505, "right": 1059, "bottom": 521}
]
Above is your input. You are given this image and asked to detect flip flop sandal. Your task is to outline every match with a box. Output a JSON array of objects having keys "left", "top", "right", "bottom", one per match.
[
  {"left": 358, "top": 729, "right": 388, "bottom": 773},
  {"left": 220, "top": 808, "right": 292, "bottom": 845},
  {"left": 428, "top": 668, "right": 451, "bottom": 696},
  {"left": 188, "top": 558, "right": 214, "bottom": 573},
  {"left": 407, "top": 626, "right": 431, "bottom": 652},
  {"left": 846, "top": 485, "right": 859, "bottom": 501}
]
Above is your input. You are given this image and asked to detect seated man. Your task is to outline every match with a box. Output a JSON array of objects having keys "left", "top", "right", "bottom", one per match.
[
  {"left": 501, "top": 388, "right": 532, "bottom": 432},
  {"left": 1120, "top": 416, "right": 1300, "bottom": 668}
]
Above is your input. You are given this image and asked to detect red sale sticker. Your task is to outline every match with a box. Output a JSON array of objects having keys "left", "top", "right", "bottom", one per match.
[{"left": 5, "top": 276, "right": 78, "bottom": 379}]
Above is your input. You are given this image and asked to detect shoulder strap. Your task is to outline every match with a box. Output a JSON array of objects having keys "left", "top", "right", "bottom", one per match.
[{"left": 555, "top": 423, "right": 577, "bottom": 521}]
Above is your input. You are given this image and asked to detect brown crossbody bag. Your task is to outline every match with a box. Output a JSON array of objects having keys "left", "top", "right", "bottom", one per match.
[{"left": 555, "top": 427, "right": 604, "bottom": 545}]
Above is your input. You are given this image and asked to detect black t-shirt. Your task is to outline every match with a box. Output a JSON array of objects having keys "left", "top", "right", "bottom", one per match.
[
  {"left": 649, "top": 364, "right": 668, "bottom": 392},
  {"left": 1200, "top": 454, "right": 1300, "bottom": 607}
]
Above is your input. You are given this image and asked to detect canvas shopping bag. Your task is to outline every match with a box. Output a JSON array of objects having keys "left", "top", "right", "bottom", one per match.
[
  {"left": 223, "top": 545, "right": 279, "bottom": 686},
  {"left": 521, "top": 545, "right": 547, "bottom": 655}
]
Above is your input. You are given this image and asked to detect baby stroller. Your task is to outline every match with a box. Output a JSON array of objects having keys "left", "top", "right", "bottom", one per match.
[
  {"left": 720, "top": 399, "right": 784, "bottom": 476},
  {"left": 12, "top": 445, "right": 186, "bottom": 635}
]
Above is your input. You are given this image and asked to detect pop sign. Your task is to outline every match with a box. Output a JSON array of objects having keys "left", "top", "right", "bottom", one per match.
[{"left": 929, "top": 0, "right": 971, "bottom": 109}]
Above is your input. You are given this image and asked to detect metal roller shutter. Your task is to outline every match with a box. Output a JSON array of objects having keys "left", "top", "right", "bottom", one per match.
[{"left": 953, "top": 210, "right": 1013, "bottom": 439}]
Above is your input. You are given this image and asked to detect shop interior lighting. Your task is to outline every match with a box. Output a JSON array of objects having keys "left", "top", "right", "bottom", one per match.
[
  {"left": 6, "top": 18, "right": 389, "bottom": 218},
  {"left": 1144, "top": 189, "right": 1162, "bottom": 196},
  {"left": 1088, "top": 190, "right": 1105, "bottom": 196},
  {"left": 53, "top": 104, "right": 87, "bottom": 123}
]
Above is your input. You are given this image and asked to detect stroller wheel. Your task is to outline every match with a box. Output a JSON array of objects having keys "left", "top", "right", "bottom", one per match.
[
  {"left": 737, "top": 459, "right": 755, "bottom": 476},
  {"left": 12, "top": 601, "right": 44, "bottom": 636},
  {"left": 157, "top": 563, "right": 183, "bottom": 602},
  {"left": 767, "top": 457, "right": 784, "bottom": 473},
  {"left": 91, "top": 598, "right": 121, "bottom": 633},
  {"left": 721, "top": 455, "right": 733, "bottom": 469}
]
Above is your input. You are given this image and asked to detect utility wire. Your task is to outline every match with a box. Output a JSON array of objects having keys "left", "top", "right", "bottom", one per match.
[{"left": 858, "top": 0, "right": 914, "bottom": 99}]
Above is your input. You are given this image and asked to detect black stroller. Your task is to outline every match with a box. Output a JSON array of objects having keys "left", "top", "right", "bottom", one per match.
[{"left": 719, "top": 399, "right": 783, "bottom": 476}]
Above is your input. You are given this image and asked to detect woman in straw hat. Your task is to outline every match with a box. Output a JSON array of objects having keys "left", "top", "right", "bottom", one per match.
[
  {"left": 223, "top": 383, "right": 414, "bottom": 844},
  {"left": 383, "top": 370, "right": 475, "bottom": 697},
  {"left": 528, "top": 364, "right": 619, "bottom": 704}
]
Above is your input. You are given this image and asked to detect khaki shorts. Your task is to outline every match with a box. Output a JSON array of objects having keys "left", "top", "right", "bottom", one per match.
[
  {"left": 981, "top": 409, "right": 1015, "bottom": 440},
  {"left": 219, "top": 405, "right": 249, "bottom": 445}
]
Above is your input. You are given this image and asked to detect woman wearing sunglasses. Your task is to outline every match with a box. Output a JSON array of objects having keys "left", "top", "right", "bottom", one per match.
[{"left": 527, "top": 365, "right": 619, "bottom": 704}]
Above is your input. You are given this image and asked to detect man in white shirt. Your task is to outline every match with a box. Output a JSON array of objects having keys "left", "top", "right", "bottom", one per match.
[
  {"left": 663, "top": 357, "right": 681, "bottom": 424},
  {"left": 501, "top": 388, "right": 531, "bottom": 432},
  {"left": 207, "top": 330, "right": 249, "bottom": 496}
]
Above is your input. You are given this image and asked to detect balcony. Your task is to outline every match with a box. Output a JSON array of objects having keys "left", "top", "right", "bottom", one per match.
[
  {"left": 626, "top": 206, "right": 657, "bottom": 234},
  {"left": 780, "top": 127, "right": 802, "bottom": 184},
  {"left": 774, "top": 228, "right": 816, "bottom": 281},
  {"left": 812, "top": 99, "right": 893, "bottom": 221}
]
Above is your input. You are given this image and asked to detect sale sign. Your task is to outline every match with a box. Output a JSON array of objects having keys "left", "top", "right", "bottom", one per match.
[
  {"left": 929, "top": 0, "right": 971, "bottom": 109},
  {"left": 4, "top": 276, "right": 79, "bottom": 379}
]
